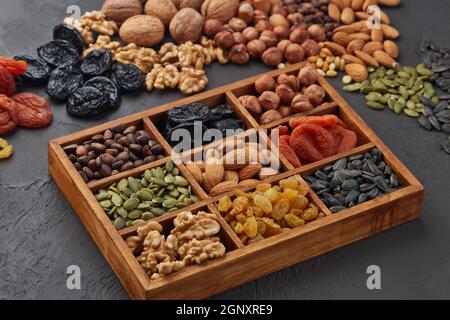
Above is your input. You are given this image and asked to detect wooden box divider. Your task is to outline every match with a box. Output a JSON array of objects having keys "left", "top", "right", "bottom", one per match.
[{"left": 48, "top": 61, "right": 424, "bottom": 300}]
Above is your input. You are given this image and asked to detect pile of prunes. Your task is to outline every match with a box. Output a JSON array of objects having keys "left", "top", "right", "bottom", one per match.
[
  {"left": 164, "top": 103, "right": 245, "bottom": 148},
  {"left": 15, "top": 24, "right": 144, "bottom": 118}
]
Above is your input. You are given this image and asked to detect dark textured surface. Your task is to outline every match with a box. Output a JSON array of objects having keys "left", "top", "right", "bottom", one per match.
[{"left": 0, "top": 0, "right": 449, "bottom": 300}]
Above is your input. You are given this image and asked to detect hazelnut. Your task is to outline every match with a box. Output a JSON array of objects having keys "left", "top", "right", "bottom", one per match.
[
  {"left": 284, "top": 43, "right": 305, "bottom": 64},
  {"left": 169, "top": 8, "right": 204, "bottom": 44},
  {"left": 287, "top": 12, "right": 304, "bottom": 25},
  {"left": 298, "top": 66, "right": 319, "bottom": 87},
  {"left": 233, "top": 32, "right": 246, "bottom": 45},
  {"left": 242, "top": 27, "right": 259, "bottom": 42},
  {"left": 308, "top": 24, "right": 326, "bottom": 42},
  {"left": 255, "top": 20, "right": 272, "bottom": 33},
  {"left": 247, "top": 39, "right": 267, "bottom": 58},
  {"left": 291, "top": 94, "right": 314, "bottom": 113},
  {"left": 275, "top": 84, "right": 295, "bottom": 105},
  {"left": 290, "top": 28, "right": 310, "bottom": 44},
  {"left": 228, "top": 44, "right": 250, "bottom": 64},
  {"left": 277, "top": 39, "right": 291, "bottom": 53},
  {"left": 228, "top": 17, "right": 247, "bottom": 33},
  {"left": 253, "top": 10, "right": 269, "bottom": 23},
  {"left": 301, "top": 39, "right": 320, "bottom": 57},
  {"left": 277, "top": 74, "right": 299, "bottom": 92},
  {"left": 238, "top": 2, "right": 254, "bottom": 24},
  {"left": 259, "top": 30, "right": 278, "bottom": 48},
  {"left": 278, "top": 106, "right": 292, "bottom": 118},
  {"left": 269, "top": 14, "right": 289, "bottom": 28},
  {"left": 303, "top": 84, "right": 326, "bottom": 106},
  {"left": 203, "top": 19, "right": 223, "bottom": 37},
  {"left": 273, "top": 25, "right": 289, "bottom": 40},
  {"left": 258, "top": 91, "right": 280, "bottom": 111},
  {"left": 215, "top": 31, "right": 234, "bottom": 50},
  {"left": 239, "top": 95, "right": 262, "bottom": 115},
  {"left": 261, "top": 47, "right": 283, "bottom": 67},
  {"left": 260, "top": 110, "right": 283, "bottom": 125},
  {"left": 271, "top": 5, "right": 287, "bottom": 17},
  {"left": 255, "top": 75, "right": 276, "bottom": 94}
]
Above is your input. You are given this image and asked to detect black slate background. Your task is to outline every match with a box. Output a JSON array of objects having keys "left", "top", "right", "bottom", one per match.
[{"left": 0, "top": 0, "right": 449, "bottom": 300}]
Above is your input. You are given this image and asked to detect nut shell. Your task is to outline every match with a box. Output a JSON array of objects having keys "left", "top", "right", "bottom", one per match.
[
  {"left": 247, "top": 39, "right": 266, "bottom": 58},
  {"left": 119, "top": 15, "right": 165, "bottom": 47},
  {"left": 201, "top": 0, "right": 239, "bottom": 23},
  {"left": 203, "top": 19, "right": 223, "bottom": 37},
  {"left": 303, "top": 84, "right": 325, "bottom": 106},
  {"left": 102, "top": 0, "right": 143, "bottom": 25},
  {"left": 169, "top": 8, "right": 204, "bottom": 44},
  {"left": 260, "top": 110, "right": 283, "bottom": 125},
  {"left": 261, "top": 47, "right": 283, "bottom": 67},
  {"left": 275, "top": 84, "right": 295, "bottom": 105},
  {"left": 258, "top": 91, "right": 280, "bottom": 111},
  {"left": 255, "top": 75, "right": 276, "bottom": 94},
  {"left": 298, "top": 66, "right": 319, "bottom": 87},
  {"left": 145, "top": 0, "right": 178, "bottom": 26},
  {"left": 291, "top": 94, "right": 313, "bottom": 113},
  {"left": 172, "top": 0, "right": 203, "bottom": 10},
  {"left": 214, "top": 31, "right": 234, "bottom": 50},
  {"left": 284, "top": 43, "right": 305, "bottom": 64}
]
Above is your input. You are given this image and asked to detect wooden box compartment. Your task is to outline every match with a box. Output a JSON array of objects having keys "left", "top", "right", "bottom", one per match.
[{"left": 48, "top": 63, "right": 424, "bottom": 300}]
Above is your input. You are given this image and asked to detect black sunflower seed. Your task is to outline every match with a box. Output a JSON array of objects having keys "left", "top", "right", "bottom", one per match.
[
  {"left": 375, "top": 176, "right": 389, "bottom": 192},
  {"left": 333, "top": 158, "right": 347, "bottom": 171},
  {"left": 360, "top": 183, "right": 376, "bottom": 193},
  {"left": 330, "top": 206, "right": 346, "bottom": 213},
  {"left": 442, "top": 141, "right": 450, "bottom": 154},
  {"left": 345, "top": 190, "right": 360, "bottom": 205},
  {"left": 429, "top": 116, "right": 441, "bottom": 131},
  {"left": 367, "top": 187, "right": 379, "bottom": 199},
  {"left": 358, "top": 193, "right": 368, "bottom": 204},
  {"left": 342, "top": 179, "right": 359, "bottom": 191},
  {"left": 419, "top": 115, "right": 433, "bottom": 130}
]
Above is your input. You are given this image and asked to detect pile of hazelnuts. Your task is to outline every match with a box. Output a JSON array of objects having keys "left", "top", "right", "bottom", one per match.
[
  {"left": 203, "top": 0, "right": 338, "bottom": 67},
  {"left": 238, "top": 66, "right": 327, "bottom": 125}
]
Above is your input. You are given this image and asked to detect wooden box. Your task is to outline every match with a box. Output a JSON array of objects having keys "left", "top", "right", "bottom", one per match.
[{"left": 48, "top": 63, "right": 424, "bottom": 299}]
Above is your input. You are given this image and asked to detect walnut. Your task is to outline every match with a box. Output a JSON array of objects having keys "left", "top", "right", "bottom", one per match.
[
  {"left": 145, "top": 0, "right": 178, "bottom": 26},
  {"left": 82, "top": 35, "right": 120, "bottom": 58},
  {"left": 178, "top": 67, "right": 208, "bottom": 94},
  {"left": 115, "top": 45, "right": 159, "bottom": 73},
  {"left": 303, "top": 84, "right": 326, "bottom": 106},
  {"left": 178, "top": 238, "right": 226, "bottom": 265},
  {"left": 159, "top": 43, "right": 180, "bottom": 66},
  {"left": 101, "top": 0, "right": 143, "bottom": 25},
  {"left": 170, "top": 8, "right": 204, "bottom": 44},
  {"left": 156, "top": 260, "right": 186, "bottom": 276},
  {"left": 215, "top": 47, "right": 229, "bottom": 64},
  {"left": 178, "top": 42, "right": 206, "bottom": 69},
  {"left": 201, "top": 0, "right": 240, "bottom": 24},
  {"left": 119, "top": 15, "right": 165, "bottom": 47},
  {"left": 63, "top": 17, "right": 94, "bottom": 45},
  {"left": 146, "top": 64, "right": 164, "bottom": 91},
  {"left": 172, "top": 0, "right": 203, "bottom": 10},
  {"left": 171, "top": 211, "right": 220, "bottom": 242},
  {"left": 126, "top": 221, "right": 163, "bottom": 254},
  {"left": 147, "top": 64, "right": 181, "bottom": 90},
  {"left": 138, "top": 231, "right": 179, "bottom": 275},
  {"left": 80, "top": 11, "right": 118, "bottom": 36}
]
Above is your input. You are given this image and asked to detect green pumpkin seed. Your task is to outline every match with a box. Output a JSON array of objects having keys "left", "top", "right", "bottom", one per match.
[
  {"left": 154, "top": 167, "right": 165, "bottom": 178},
  {"left": 397, "top": 71, "right": 410, "bottom": 79},
  {"left": 169, "top": 189, "right": 180, "bottom": 198},
  {"left": 367, "top": 101, "right": 385, "bottom": 110},
  {"left": 152, "top": 177, "right": 168, "bottom": 187},
  {"left": 406, "top": 100, "right": 416, "bottom": 110},
  {"left": 125, "top": 220, "right": 133, "bottom": 228},
  {"left": 190, "top": 195, "right": 199, "bottom": 203},
  {"left": 117, "top": 179, "right": 128, "bottom": 191},
  {"left": 131, "top": 219, "right": 145, "bottom": 226},
  {"left": 121, "top": 187, "right": 133, "bottom": 197},
  {"left": 128, "top": 209, "right": 143, "bottom": 220},
  {"left": 95, "top": 191, "right": 110, "bottom": 201},
  {"left": 174, "top": 176, "right": 189, "bottom": 187},
  {"left": 164, "top": 174, "right": 175, "bottom": 184},
  {"left": 123, "top": 198, "right": 139, "bottom": 211},
  {"left": 404, "top": 109, "right": 420, "bottom": 117},
  {"left": 110, "top": 192, "right": 123, "bottom": 206},
  {"left": 166, "top": 184, "right": 175, "bottom": 191},
  {"left": 394, "top": 101, "right": 405, "bottom": 114},
  {"left": 137, "top": 202, "right": 151, "bottom": 210},
  {"left": 113, "top": 217, "right": 126, "bottom": 230},
  {"left": 431, "top": 96, "right": 440, "bottom": 105},
  {"left": 142, "top": 212, "right": 156, "bottom": 221},
  {"left": 165, "top": 161, "right": 174, "bottom": 172},
  {"left": 136, "top": 189, "right": 153, "bottom": 201},
  {"left": 171, "top": 167, "right": 180, "bottom": 176},
  {"left": 177, "top": 187, "right": 189, "bottom": 195},
  {"left": 365, "top": 93, "right": 381, "bottom": 102},
  {"left": 156, "top": 188, "right": 165, "bottom": 197},
  {"left": 144, "top": 170, "right": 153, "bottom": 181},
  {"left": 367, "top": 67, "right": 376, "bottom": 73},
  {"left": 152, "top": 197, "right": 164, "bottom": 204},
  {"left": 416, "top": 64, "right": 433, "bottom": 76},
  {"left": 100, "top": 200, "right": 112, "bottom": 208},
  {"left": 141, "top": 178, "right": 148, "bottom": 187},
  {"left": 127, "top": 177, "right": 140, "bottom": 193},
  {"left": 162, "top": 198, "right": 177, "bottom": 209},
  {"left": 117, "top": 207, "right": 128, "bottom": 219},
  {"left": 387, "top": 98, "right": 396, "bottom": 111},
  {"left": 151, "top": 208, "right": 166, "bottom": 216},
  {"left": 107, "top": 206, "right": 116, "bottom": 216},
  {"left": 343, "top": 83, "right": 362, "bottom": 92}
]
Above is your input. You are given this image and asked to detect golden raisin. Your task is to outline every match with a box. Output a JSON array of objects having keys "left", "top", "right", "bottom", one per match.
[
  {"left": 256, "top": 183, "right": 271, "bottom": 192},
  {"left": 234, "top": 222, "right": 244, "bottom": 234},
  {"left": 281, "top": 189, "right": 298, "bottom": 200},
  {"left": 284, "top": 213, "right": 306, "bottom": 228},
  {"left": 297, "top": 182, "right": 309, "bottom": 196},
  {"left": 243, "top": 216, "right": 258, "bottom": 238},
  {"left": 271, "top": 198, "right": 290, "bottom": 220},
  {"left": 236, "top": 213, "right": 247, "bottom": 224},
  {"left": 263, "top": 188, "right": 281, "bottom": 202},
  {"left": 291, "top": 195, "right": 309, "bottom": 209},
  {"left": 279, "top": 178, "right": 299, "bottom": 190},
  {"left": 262, "top": 217, "right": 282, "bottom": 235},
  {"left": 253, "top": 195, "right": 273, "bottom": 214},
  {"left": 218, "top": 195, "right": 232, "bottom": 212},
  {"left": 301, "top": 207, "right": 319, "bottom": 222},
  {"left": 289, "top": 208, "right": 304, "bottom": 216},
  {"left": 256, "top": 218, "right": 267, "bottom": 235}
]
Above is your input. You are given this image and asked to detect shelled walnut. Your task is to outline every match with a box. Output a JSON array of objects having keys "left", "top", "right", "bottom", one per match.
[{"left": 127, "top": 211, "right": 226, "bottom": 280}]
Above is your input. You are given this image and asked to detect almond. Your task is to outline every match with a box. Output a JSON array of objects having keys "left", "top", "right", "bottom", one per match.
[
  {"left": 334, "top": 21, "right": 368, "bottom": 34},
  {"left": 342, "top": 54, "right": 365, "bottom": 66},
  {"left": 334, "top": 0, "right": 346, "bottom": 10},
  {"left": 346, "top": 39, "right": 365, "bottom": 55},
  {"left": 354, "top": 11, "right": 369, "bottom": 20},
  {"left": 345, "top": 63, "right": 368, "bottom": 82},
  {"left": 379, "top": 10, "right": 391, "bottom": 24},
  {"left": 354, "top": 50, "right": 379, "bottom": 67},
  {"left": 222, "top": 146, "right": 256, "bottom": 170},
  {"left": 343, "top": 0, "right": 352, "bottom": 7},
  {"left": 373, "top": 50, "right": 397, "bottom": 68},
  {"left": 224, "top": 170, "right": 239, "bottom": 183},
  {"left": 324, "top": 42, "right": 346, "bottom": 56},
  {"left": 328, "top": 3, "right": 341, "bottom": 22},
  {"left": 210, "top": 181, "right": 238, "bottom": 197},
  {"left": 378, "top": 0, "right": 401, "bottom": 7},
  {"left": 239, "top": 163, "right": 262, "bottom": 180},
  {"left": 381, "top": 24, "right": 400, "bottom": 39},
  {"left": 341, "top": 8, "right": 355, "bottom": 25},
  {"left": 362, "top": 41, "right": 383, "bottom": 55},
  {"left": 383, "top": 40, "right": 399, "bottom": 58},
  {"left": 351, "top": 0, "right": 365, "bottom": 11},
  {"left": 185, "top": 161, "right": 203, "bottom": 185},
  {"left": 202, "top": 172, "right": 214, "bottom": 193},
  {"left": 332, "top": 31, "right": 353, "bottom": 46},
  {"left": 362, "top": 0, "right": 377, "bottom": 11},
  {"left": 371, "top": 28, "right": 384, "bottom": 42},
  {"left": 349, "top": 32, "right": 371, "bottom": 41},
  {"left": 204, "top": 159, "right": 224, "bottom": 187},
  {"left": 238, "top": 179, "right": 260, "bottom": 188},
  {"left": 259, "top": 167, "right": 279, "bottom": 180}
]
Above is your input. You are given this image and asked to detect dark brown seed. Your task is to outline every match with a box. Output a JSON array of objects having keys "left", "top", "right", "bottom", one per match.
[
  {"left": 111, "top": 123, "right": 125, "bottom": 133},
  {"left": 91, "top": 142, "right": 106, "bottom": 154},
  {"left": 82, "top": 167, "right": 94, "bottom": 179},
  {"left": 134, "top": 160, "right": 145, "bottom": 167},
  {"left": 150, "top": 144, "right": 163, "bottom": 155},
  {"left": 63, "top": 144, "right": 78, "bottom": 154},
  {"left": 143, "top": 145, "right": 152, "bottom": 157},
  {"left": 87, "top": 151, "right": 97, "bottom": 159},
  {"left": 99, "top": 164, "right": 112, "bottom": 177},
  {"left": 135, "top": 130, "right": 147, "bottom": 137},
  {"left": 68, "top": 154, "right": 77, "bottom": 163},
  {"left": 111, "top": 169, "right": 120, "bottom": 175},
  {"left": 144, "top": 155, "right": 156, "bottom": 163},
  {"left": 157, "top": 155, "right": 164, "bottom": 160},
  {"left": 116, "top": 151, "right": 129, "bottom": 162},
  {"left": 95, "top": 156, "right": 103, "bottom": 168},
  {"left": 121, "top": 162, "right": 134, "bottom": 172},
  {"left": 129, "top": 152, "right": 139, "bottom": 161},
  {"left": 104, "top": 139, "right": 115, "bottom": 148},
  {"left": 123, "top": 125, "right": 137, "bottom": 135},
  {"left": 129, "top": 144, "right": 143, "bottom": 154},
  {"left": 88, "top": 159, "right": 97, "bottom": 171},
  {"left": 79, "top": 171, "right": 89, "bottom": 183},
  {"left": 103, "top": 129, "right": 113, "bottom": 140},
  {"left": 112, "top": 160, "right": 125, "bottom": 170},
  {"left": 105, "top": 148, "right": 119, "bottom": 157},
  {"left": 78, "top": 156, "right": 89, "bottom": 166},
  {"left": 148, "top": 140, "right": 157, "bottom": 148},
  {"left": 136, "top": 134, "right": 149, "bottom": 145},
  {"left": 114, "top": 133, "right": 123, "bottom": 140},
  {"left": 91, "top": 134, "right": 104, "bottom": 142},
  {"left": 126, "top": 133, "right": 136, "bottom": 144},
  {"left": 111, "top": 143, "right": 124, "bottom": 151},
  {"left": 101, "top": 153, "right": 115, "bottom": 166},
  {"left": 76, "top": 145, "right": 88, "bottom": 157},
  {"left": 74, "top": 162, "right": 82, "bottom": 171},
  {"left": 94, "top": 171, "right": 102, "bottom": 180},
  {"left": 117, "top": 136, "right": 131, "bottom": 146}
]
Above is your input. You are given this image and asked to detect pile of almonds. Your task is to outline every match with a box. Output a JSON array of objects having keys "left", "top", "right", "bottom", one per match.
[{"left": 185, "top": 141, "right": 281, "bottom": 196}]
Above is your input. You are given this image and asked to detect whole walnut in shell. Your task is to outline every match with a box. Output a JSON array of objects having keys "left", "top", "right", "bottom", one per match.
[
  {"left": 201, "top": 0, "right": 239, "bottom": 23},
  {"left": 102, "top": 0, "right": 143, "bottom": 25},
  {"left": 119, "top": 15, "right": 165, "bottom": 47},
  {"left": 303, "top": 84, "right": 326, "bottom": 106},
  {"left": 170, "top": 8, "right": 204, "bottom": 44},
  {"left": 172, "top": 0, "right": 203, "bottom": 11},
  {"left": 145, "top": 0, "right": 178, "bottom": 26}
]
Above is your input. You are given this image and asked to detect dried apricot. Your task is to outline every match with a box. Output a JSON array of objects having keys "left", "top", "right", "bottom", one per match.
[
  {"left": 289, "top": 114, "right": 345, "bottom": 129},
  {"left": 0, "top": 66, "right": 15, "bottom": 97},
  {"left": 279, "top": 135, "right": 302, "bottom": 168},
  {"left": 12, "top": 93, "right": 53, "bottom": 128},
  {"left": 325, "top": 124, "right": 357, "bottom": 154},
  {"left": 0, "top": 94, "right": 19, "bottom": 136},
  {"left": 0, "top": 57, "right": 27, "bottom": 75},
  {"left": 290, "top": 123, "right": 335, "bottom": 163}
]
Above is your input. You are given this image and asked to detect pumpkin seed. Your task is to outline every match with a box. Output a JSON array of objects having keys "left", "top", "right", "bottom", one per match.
[
  {"left": 100, "top": 200, "right": 112, "bottom": 208},
  {"left": 142, "top": 212, "right": 156, "bottom": 221},
  {"left": 404, "top": 109, "right": 420, "bottom": 117},
  {"left": 95, "top": 191, "right": 110, "bottom": 201},
  {"left": 367, "top": 101, "right": 385, "bottom": 110},
  {"left": 343, "top": 83, "right": 362, "bottom": 92},
  {"left": 123, "top": 198, "right": 139, "bottom": 211},
  {"left": 113, "top": 217, "right": 126, "bottom": 230}
]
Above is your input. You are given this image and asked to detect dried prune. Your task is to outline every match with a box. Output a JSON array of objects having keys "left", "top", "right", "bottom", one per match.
[
  {"left": 84, "top": 76, "right": 120, "bottom": 110},
  {"left": 37, "top": 40, "right": 79, "bottom": 67},
  {"left": 112, "top": 63, "right": 144, "bottom": 93},
  {"left": 167, "top": 103, "right": 209, "bottom": 125},
  {"left": 208, "top": 104, "right": 236, "bottom": 122},
  {"left": 166, "top": 122, "right": 209, "bottom": 147},
  {"left": 46, "top": 64, "right": 84, "bottom": 102},
  {"left": 12, "top": 93, "right": 53, "bottom": 128},
  {"left": 0, "top": 94, "right": 19, "bottom": 135},
  {"left": 53, "top": 24, "right": 85, "bottom": 53},
  {"left": 81, "top": 50, "right": 112, "bottom": 78},
  {"left": 67, "top": 86, "right": 109, "bottom": 118},
  {"left": 290, "top": 123, "right": 336, "bottom": 163},
  {"left": 14, "top": 55, "right": 50, "bottom": 82},
  {"left": 211, "top": 118, "right": 244, "bottom": 137},
  {"left": 0, "top": 66, "right": 15, "bottom": 96}
]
